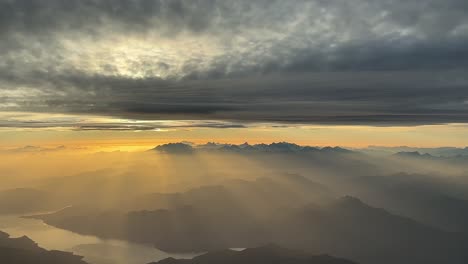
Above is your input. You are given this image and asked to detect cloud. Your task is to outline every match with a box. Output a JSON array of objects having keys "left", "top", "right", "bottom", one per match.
[
  {"left": 1, "top": 145, "right": 67, "bottom": 153},
  {"left": 0, "top": 0, "right": 468, "bottom": 125},
  {"left": 75, "top": 122, "right": 245, "bottom": 131},
  {"left": 0, "top": 112, "right": 246, "bottom": 131}
]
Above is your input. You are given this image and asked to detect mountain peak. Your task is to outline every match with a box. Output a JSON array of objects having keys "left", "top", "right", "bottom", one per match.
[
  {"left": 334, "top": 196, "right": 367, "bottom": 209},
  {"left": 153, "top": 143, "right": 194, "bottom": 154},
  {"left": 393, "top": 151, "right": 434, "bottom": 158}
]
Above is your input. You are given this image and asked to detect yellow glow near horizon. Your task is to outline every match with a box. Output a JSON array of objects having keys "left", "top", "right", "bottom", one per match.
[
  {"left": 1, "top": 123, "right": 468, "bottom": 152},
  {"left": 1, "top": 112, "right": 468, "bottom": 151}
]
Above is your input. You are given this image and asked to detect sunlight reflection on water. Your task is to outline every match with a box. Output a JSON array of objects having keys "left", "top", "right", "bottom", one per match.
[{"left": 0, "top": 215, "right": 200, "bottom": 264}]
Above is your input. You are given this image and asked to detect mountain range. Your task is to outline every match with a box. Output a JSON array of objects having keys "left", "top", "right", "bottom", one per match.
[
  {"left": 149, "top": 245, "right": 358, "bottom": 264},
  {"left": 30, "top": 181, "right": 468, "bottom": 264}
]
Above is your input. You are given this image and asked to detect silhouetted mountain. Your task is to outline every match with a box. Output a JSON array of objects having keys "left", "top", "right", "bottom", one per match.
[
  {"left": 222, "top": 142, "right": 353, "bottom": 154},
  {"left": 348, "top": 173, "right": 468, "bottom": 232},
  {"left": 274, "top": 196, "right": 468, "bottom": 264},
  {"left": 364, "top": 146, "right": 468, "bottom": 157},
  {"left": 149, "top": 245, "right": 358, "bottom": 264},
  {"left": 0, "top": 231, "right": 88, "bottom": 264},
  {"left": 0, "top": 188, "right": 60, "bottom": 214},
  {"left": 30, "top": 192, "right": 468, "bottom": 264},
  {"left": 321, "top": 146, "right": 352, "bottom": 153},
  {"left": 393, "top": 151, "right": 435, "bottom": 159},
  {"left": 125, "top": 174, "right": 332, "bottom": 212},
  {"left": 153, "top": 143, "right": 194, "bottom": 154},
  {"left": 391, "top": 151, "right": 468, "bottom": 167},
  {"left": 31, "top": 175, "right": 332, "bottom": 252},
  {"left": 151, "top": 142, "right": 354, "bottom": 155}
]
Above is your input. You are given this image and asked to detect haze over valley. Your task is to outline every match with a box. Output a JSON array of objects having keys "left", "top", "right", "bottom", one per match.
[
  {"left": 1, "top": 0, "right": 468, "bottom": 263},
  {"left": 1, "top": 142, "right": 468, "bottom": 264}
]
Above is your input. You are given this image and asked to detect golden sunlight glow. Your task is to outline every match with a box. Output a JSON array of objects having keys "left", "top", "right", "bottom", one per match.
[
  {"left": 61, "top": 34, "right": 223, "bottom": 79},
  {"left": 1, "top": 112, "right": 468, "bottom": 151}
]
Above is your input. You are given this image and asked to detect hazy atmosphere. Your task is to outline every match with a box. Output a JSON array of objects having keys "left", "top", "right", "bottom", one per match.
[{"left": 1, "top": 1, "right": 468, "bottom": 264}]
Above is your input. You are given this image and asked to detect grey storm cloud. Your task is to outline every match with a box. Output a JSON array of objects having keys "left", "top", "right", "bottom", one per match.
[
  {"left": 0, "top": 0, "right": 468, "bottom": 125},
  {"left": 0, "top": 116, "right": 246, "bottom": 131}
]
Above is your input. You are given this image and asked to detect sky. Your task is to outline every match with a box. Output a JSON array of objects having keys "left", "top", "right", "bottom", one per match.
[{"left": 1, "top": 0, "right": 468, "bottom": 149}]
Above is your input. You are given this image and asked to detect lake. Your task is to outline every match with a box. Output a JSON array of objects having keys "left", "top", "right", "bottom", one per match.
[{"left": 0, "top": 215, "right": 200, "bottom": 264}]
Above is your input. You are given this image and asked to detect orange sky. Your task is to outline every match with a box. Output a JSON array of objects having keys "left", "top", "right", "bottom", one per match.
[{"left": 2, "top": 122, "right": 468, "bottom": 152}]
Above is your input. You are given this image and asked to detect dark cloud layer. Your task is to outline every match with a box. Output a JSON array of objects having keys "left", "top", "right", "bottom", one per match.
[{"left": 0, "top": 0, "right": 468, "bottom": 125}]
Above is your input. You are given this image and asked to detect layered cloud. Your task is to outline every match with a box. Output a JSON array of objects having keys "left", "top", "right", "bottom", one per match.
[
  {"left": 0, "top": 112, "right": 245, "bottom": 131},
  {"left": 1, "top": 0, "right": 468, "bottom": 125}
]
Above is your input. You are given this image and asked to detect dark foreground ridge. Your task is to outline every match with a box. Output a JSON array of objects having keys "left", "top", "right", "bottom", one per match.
[
  {"left": 0, "top": 230, "right": 88, "bottom": 264},
  {"left": 149, "top": 244, "right": 358, "bottom": 264}
]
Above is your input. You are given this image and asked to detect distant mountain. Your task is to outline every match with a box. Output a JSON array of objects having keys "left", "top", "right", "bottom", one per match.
[
  {"left": 364, "top": 146, "right": 468, "bottom": 157},
  {"left": 347, "top": 173, "right": 468, "bottom": 232},
  {"left": 0, "top": 230, "right": 88, "bottom": 264},
  {"left": 152, "top": 142, "right": 353, "bottom": 154},
  {"left": 149, "top": 245, "right": 358, "bottom": 264},
  {"left": 153, "top": 143, "right": 194, "bottom": 154},
  {"left": 393, "top": 151, "right": 434, "bottom": 158},
  {"left": 125, "top": 174, "right": 332, "bottom": 212},
  {"left": 274, "top": 196, "right": 468, "bottom": 264},
  {"left": 30, "top": 193, "right": 468, "bottom": 264},
  {"left": 0, "top": 188, "right": 61, "bottom": 214},
  {"left": 30, "top": 175, "right": 332, "bottom": 252},
  {"left": 387, "top": 151, "right": 468, "bottom": 170}
]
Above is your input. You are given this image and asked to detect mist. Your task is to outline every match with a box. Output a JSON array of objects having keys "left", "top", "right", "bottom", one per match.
[{"left": 1, "top": 142, "right": 468, "bottom": 264}]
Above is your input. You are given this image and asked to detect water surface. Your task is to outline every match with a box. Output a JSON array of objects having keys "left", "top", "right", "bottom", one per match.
[{"left": 0, "top": 215, "right": 199, "bottom": 264}]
